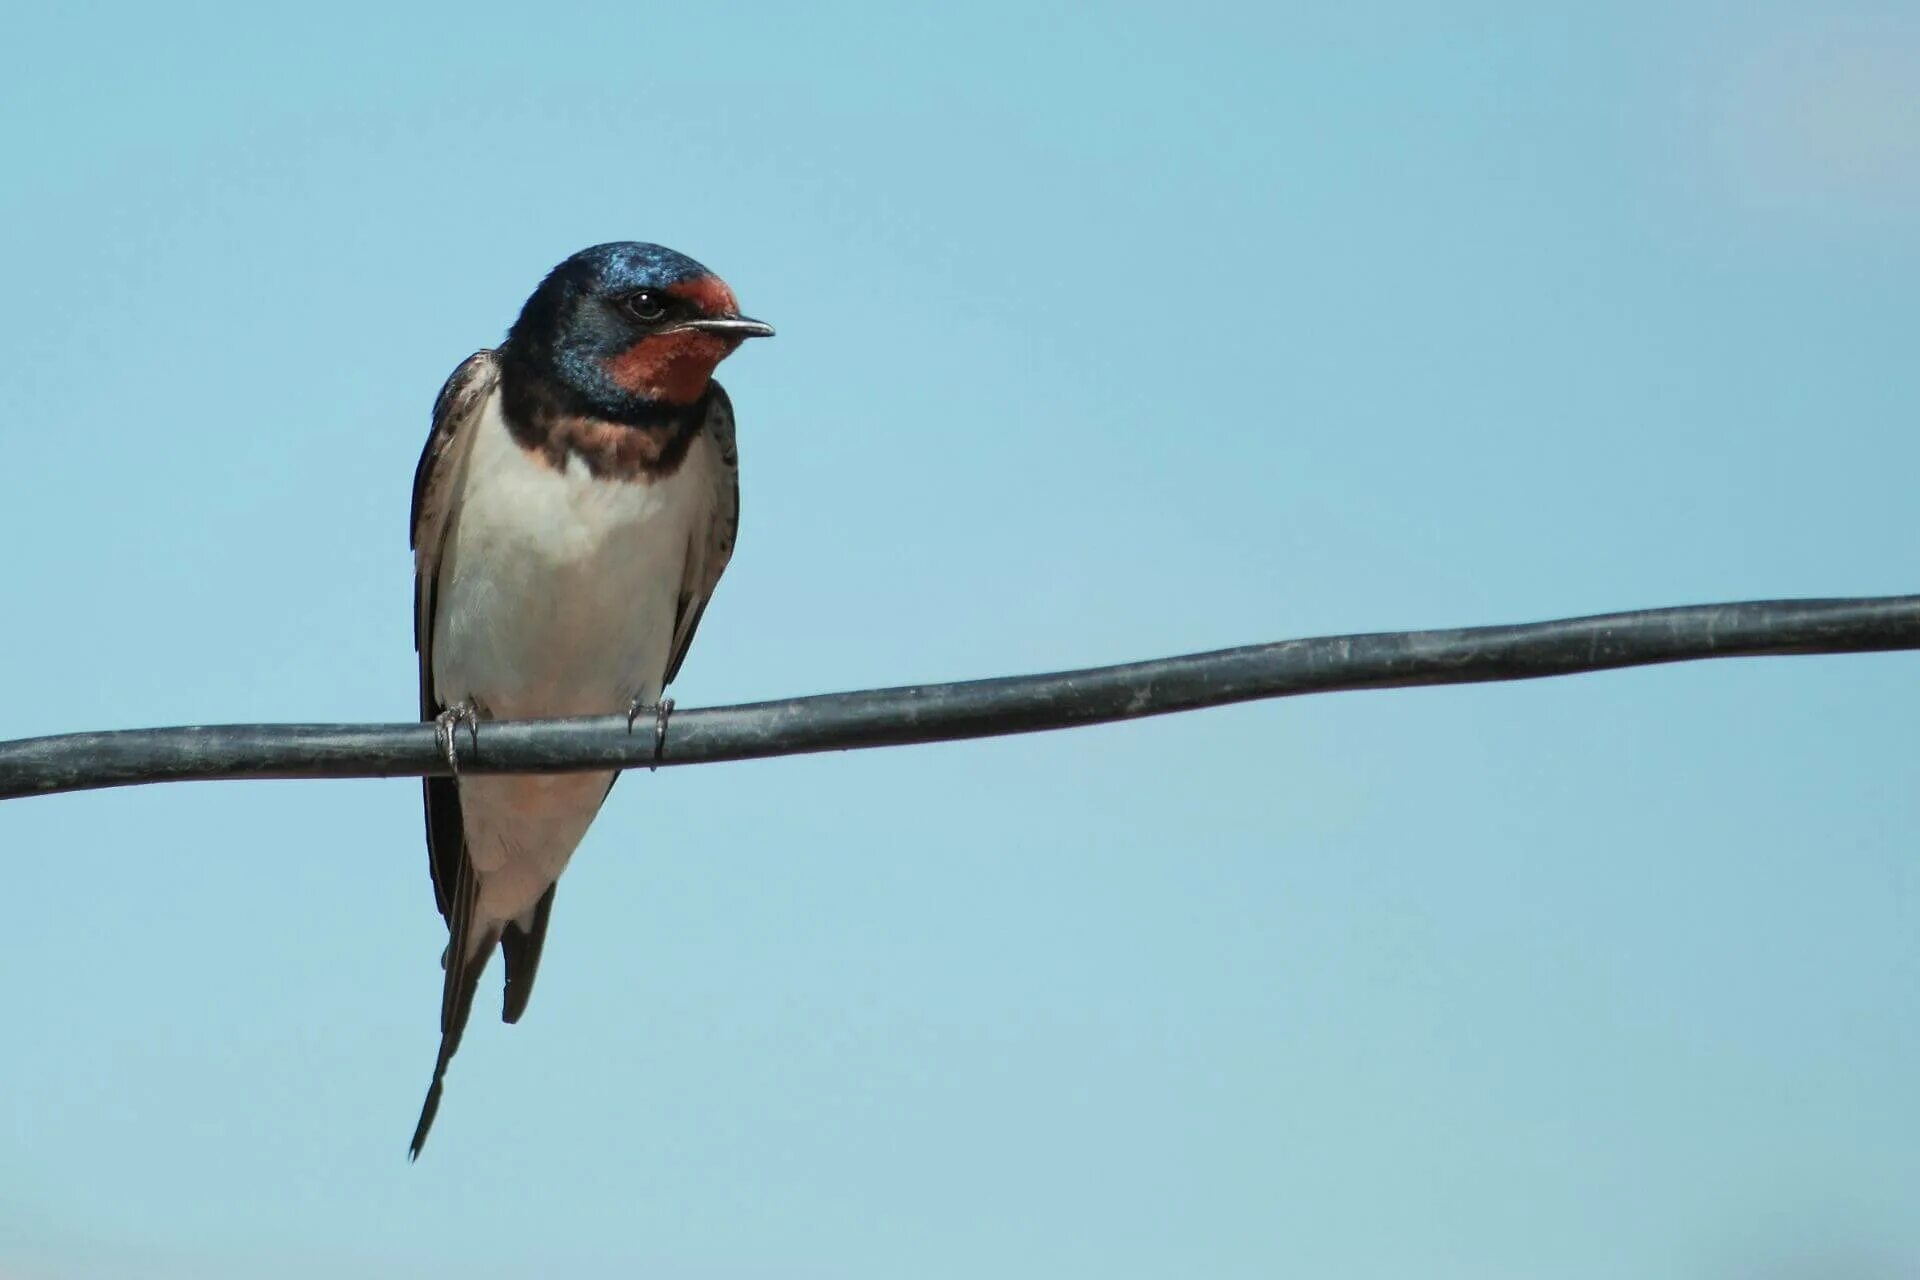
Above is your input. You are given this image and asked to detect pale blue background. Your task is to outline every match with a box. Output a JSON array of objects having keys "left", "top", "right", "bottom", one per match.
[{"left": 2, "top": 2, "right": 1916, "bottom": 1277}]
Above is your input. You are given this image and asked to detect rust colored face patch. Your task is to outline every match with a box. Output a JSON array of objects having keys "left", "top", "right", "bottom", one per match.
[
  {"left": 665, "top": 274, "right": 739, "bottom": 317},
  {"left": 604, "top": 331, "right": 734, "bottom": 404}
]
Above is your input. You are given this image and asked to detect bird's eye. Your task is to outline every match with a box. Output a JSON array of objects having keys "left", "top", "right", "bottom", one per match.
[{"left": 622, "top": 290, "right": 667, "bottom": 323}]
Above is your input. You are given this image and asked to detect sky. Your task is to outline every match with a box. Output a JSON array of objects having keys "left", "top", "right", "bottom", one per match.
[{"left": 1, "top": 2, "right": 1916, "bottom": 1276}]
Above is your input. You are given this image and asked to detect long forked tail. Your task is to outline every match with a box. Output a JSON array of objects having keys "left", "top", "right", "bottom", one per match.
[{"left": 409, "top": 858, "right": 499, "bottom": 1160}]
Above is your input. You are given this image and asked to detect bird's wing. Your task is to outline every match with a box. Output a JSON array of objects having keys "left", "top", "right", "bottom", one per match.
[
  {"left": 407, "top": 348, "right": 499, "bottom": 1159},
  {"left": 663, "top": 382, "right": 742, "bottom": 688},
  {"left": 410, "top": 349, "right": 496, "bottom": 901},
  {"left": 412, "top": 350, "right": 498, "bottom": 685}
]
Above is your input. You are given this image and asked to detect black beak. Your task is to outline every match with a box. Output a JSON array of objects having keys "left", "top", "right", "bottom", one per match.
[{"left": 670, "top": 315, "right": 775, "bottom": 339}]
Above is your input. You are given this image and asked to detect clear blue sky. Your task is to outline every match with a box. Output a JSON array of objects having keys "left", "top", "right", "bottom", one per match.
[{"left": 2, "top": 2, "right": 1915, "bottom": 1277}]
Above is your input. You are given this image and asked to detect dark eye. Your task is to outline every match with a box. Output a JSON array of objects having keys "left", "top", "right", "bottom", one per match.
[{"left": 621, "top": 290, "right": 667, "bottom": 323}]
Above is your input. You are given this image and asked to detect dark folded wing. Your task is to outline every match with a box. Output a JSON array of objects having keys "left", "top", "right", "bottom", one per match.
[
  {"left": 406, "top": 349, "right": 499, "bottom": 1158},
  {"left": 411, "top": 350, "right": 498, "bottom": 912},
  {"left": 663, "top": 381, "right": 742, "bottom": 687},
  {"left": 413, "top": 352, "right": 498, "bottom": 665}
]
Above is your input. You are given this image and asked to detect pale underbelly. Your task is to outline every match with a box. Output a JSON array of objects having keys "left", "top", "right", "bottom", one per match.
[
  {"left": 432, "top": 436, "right": 698, "bottom": 719},
  {"left": 434, "top": 542, "right": 680, "bottom": 720},
  {"left": 427, "top": 407, "right": 709, "bottom": 927},
  {"left": 433, "top": 517, "right": 679, "bottom": 926},
  {"left": 462, "top": 770, "right": 614, "bottom": 924}
]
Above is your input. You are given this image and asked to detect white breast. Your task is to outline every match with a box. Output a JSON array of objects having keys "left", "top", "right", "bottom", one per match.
[
  {"left": 431, "top": 389, "right": 715, "bottom": 721},
  {"left": 430, "top": 390, "right": 721, "bottom": 929}
]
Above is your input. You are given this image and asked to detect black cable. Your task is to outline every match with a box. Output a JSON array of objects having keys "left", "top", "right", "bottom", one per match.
[{"left": 2, "top": 594, "right": 1913, "bottom": 802}]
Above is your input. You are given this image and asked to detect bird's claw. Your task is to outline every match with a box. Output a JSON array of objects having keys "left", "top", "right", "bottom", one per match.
[
  {"left": 434, "top": 701, "right": 481, "bottom": 776},
  {"left": 625, "top": 695, "right": 674, "bottom": 770}
]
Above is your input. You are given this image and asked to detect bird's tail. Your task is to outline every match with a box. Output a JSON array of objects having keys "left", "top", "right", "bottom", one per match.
[
  {"left": 409, "top": 857, "right": 500, "bottom": 1160},
  {"left": 499, "top": 882, "right": 557, "bottom": 1025}
]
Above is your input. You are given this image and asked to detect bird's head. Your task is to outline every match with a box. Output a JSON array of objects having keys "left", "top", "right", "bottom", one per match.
[{"left": 503, "top": 242, "right": 772, "bottom": 419}]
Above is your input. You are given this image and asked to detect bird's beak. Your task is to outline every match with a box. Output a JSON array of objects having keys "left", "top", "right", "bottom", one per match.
[{"left": 669, "top": 315, "right": 775, "bottom": 339}]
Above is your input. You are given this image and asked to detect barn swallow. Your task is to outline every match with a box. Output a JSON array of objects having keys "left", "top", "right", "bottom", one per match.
[{"left": 406, "top": 242, "right": 771, "bottom": 1157}]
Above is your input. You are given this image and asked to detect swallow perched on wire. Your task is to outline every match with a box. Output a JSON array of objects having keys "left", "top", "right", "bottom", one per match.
[{"left": 406, "top": 242, "right": 771, "bottom": 1157}]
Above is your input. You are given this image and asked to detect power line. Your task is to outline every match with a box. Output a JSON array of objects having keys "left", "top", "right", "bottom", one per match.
[{"left": 2, "top": 594, "right": 1914, "bottom": 802}]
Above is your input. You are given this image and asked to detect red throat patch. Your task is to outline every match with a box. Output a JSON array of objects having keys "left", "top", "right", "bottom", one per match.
[
  {"left": 602, "top": 273, "right": 746, "bottom": 403},
  {"left": 604, "top": 331, "right": 733, "bottom": 404}
]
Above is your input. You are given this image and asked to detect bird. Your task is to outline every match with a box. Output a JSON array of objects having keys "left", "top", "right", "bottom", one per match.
[{"left": 405, "top": 242, "right": 772, "bottom": 1157}]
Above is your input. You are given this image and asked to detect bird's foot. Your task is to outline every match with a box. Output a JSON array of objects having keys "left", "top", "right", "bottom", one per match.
[
  {"left": 434, "top": 700, "right": 482, "bottom": 776},
  {"left": 624, "top": 695, "right": 674, "bottom": 770}
]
